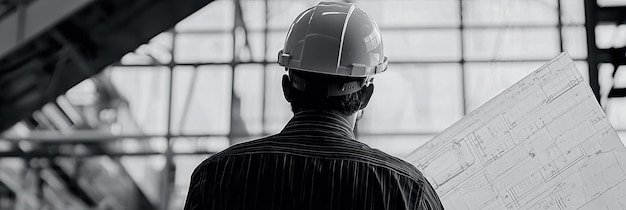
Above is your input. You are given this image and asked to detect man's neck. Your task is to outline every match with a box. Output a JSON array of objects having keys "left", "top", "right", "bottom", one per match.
[
  {"left": 345, "top": 113, "right": 357, "bottom": 130},
  {"left": 291, "top": 110, "right": 358, "bottom": 135}
]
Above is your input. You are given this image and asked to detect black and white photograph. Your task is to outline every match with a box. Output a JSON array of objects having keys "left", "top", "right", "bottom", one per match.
[{"left": 1, "top": 0, "right": 626, "bottom": 209}]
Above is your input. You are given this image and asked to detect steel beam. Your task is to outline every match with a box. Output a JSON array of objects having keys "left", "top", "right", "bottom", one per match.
[{"left": 0, "top": 0, "right": 215, "bottom": 132}]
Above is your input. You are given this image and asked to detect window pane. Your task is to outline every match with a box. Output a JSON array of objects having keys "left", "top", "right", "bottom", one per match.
[
  {"left": 595, "top": 24, "right": 626, "bottom": 49},
  {"left": 617, "top": 25, "right": 626, "bottom": 47},
  {"left": 266, "top": 31, "right": 286, "bottom": 62},
  {"left": 603, "top": 65, "right": 626, "bottom": 129},
  {"left": 595, "top": 25, "right": 614, "bottom": 49},
  {"left": 598, "top": 0, "right": 626, "bottom": 7},
  {"left": 560, "top": 0, "right": 585, "bottom": 24},
  {"left": 562, "top": 26, "right": 587, "bottom": 59},
  {"left": 109, "top": 67, "right": 170, "bottom": 135},
  {"left": 175, "top": 0, "right": 233, "bottom": 31},
  {"left": 384, "top": 29, "right": 461, "bottom": 61},
  {"left": 174, "top": 33, "right": 233, "bottom": 63},
  {"left": 235, "top": 32, "right": 265, "bottom": 62},
  {"left": 575, "top": 61, "right": 589, "bottom": 83},
  {"left": 171, "top": 65, "right": 232, "bottom": 135},
  {"left": 264, "top": 65, "right": 292, "bottom": 134},
  {"left": 65, "top": 78, "right": 98, "bottom": 106},
  {"left": 267, "top": 0, "right": 319, "bottom": 30},
  {"left": 171, "top": 155, "right": 208, "bottom": 209},
  {"left": 359, "top": 64, "right": 463, "bottom": 133},
  {"left": 465, "top": 62, "right": 545, "bottom": 112},
  {"left": 121, "top": 32, "right": 173, "bottom": 65},
  {"left": 110, "top": 137, "right": 167, "bottom": 154},
  {"left": 233, "top": 64, "right": 264, "bottom": 135},
  {"left": 613, "top": 66, "right": 626, "bottom": 88},
  {"left": 464, "top": 28, "right": 560, "bottom": 61},
  {"left": 171, "top": 137, "right": 230, "bottom": 154},
  {"left": 240, "top": 0, "right": 266, "bottom": 30},
  {"left": 463, "top": 0, "right": 558, "bottom": 26},
  {"left": 120, "top": 155, "right": 165, "bottom": 204},
  {"left": 607, "top": 97, "right": 626, "bottom": 130},
  {"left": 355, "top": 0, "right": 459, "bottom": 27},
  {"left": 599, "top": 63, "right": 615, "bottom": 102},
  {"left": 358, "top": 135, "right": 435, "bottom": 159}
]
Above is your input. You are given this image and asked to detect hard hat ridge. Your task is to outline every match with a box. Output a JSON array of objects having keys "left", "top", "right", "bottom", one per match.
[{"left": 278, "top": 1, "right": 387, "bottom": 96}]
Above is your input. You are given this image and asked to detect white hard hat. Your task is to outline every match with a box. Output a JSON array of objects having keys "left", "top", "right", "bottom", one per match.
[{"left": 277, "top": 1, "right": 387, "bottom": 96}]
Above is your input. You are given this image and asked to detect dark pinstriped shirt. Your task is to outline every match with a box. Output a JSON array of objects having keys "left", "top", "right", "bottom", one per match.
[{"left": 184, "top": 111, "right": 443, "bottom": 210}]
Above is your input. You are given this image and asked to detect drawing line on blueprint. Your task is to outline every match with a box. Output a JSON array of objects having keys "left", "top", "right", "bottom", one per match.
[
  {"left": 407, "top": 53, "right": 626, "bottom": 210},
  {"left": 418, "top": 69, "right": 589, "bottom": 195}
]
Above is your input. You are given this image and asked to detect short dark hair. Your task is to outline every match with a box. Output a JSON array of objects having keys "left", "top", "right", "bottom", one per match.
[{"left": 286, "top": 70, "right": 366, "bottom": 116}]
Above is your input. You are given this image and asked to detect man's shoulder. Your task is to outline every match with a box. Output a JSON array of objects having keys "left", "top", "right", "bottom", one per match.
[
  {"left": 195, "top": 134, "right": 427, "bottom": 183},
  {"left": 203, "top": 135, "right": 279, "bottom": 161},
  {"left": 357, "top": 143, "right": 427, "bottom": 182},
  {"left": 190, "top": 136, "right": 277, "bottom": 176}
]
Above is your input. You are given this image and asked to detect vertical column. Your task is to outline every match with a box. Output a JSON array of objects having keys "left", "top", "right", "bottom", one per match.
[
  {"left": 160, "top": 28, "right": 176, "bottom": 210},
  {"left": 557, "top": 0, "right": 564, "bottom": 52},
  {"left": 229, "top": 0, "right": 238, "bottom": 145},
  {"left": 585, "top": 0, "right": 601, "bottom": 102},
  {"left": 262, "top": 0, "right": 269, "bottom": 136},
  {"left": 459, "top": 0, "right": 467, "bottom": 115}
]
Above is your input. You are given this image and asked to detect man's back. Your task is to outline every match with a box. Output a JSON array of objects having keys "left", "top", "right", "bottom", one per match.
[{"left": 184, "top": 111, "right": 443, "bottom": 210}]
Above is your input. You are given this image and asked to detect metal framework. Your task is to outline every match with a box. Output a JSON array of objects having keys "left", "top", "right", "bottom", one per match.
[
  {"left": 1, "top": 0, "right": 607, "bottom": 209},
  {"left": 2, "top": 0, "right": 589, "bottom": 152},
  {"left": 585, "top": 0, "right": 626, "bottom": 102}
]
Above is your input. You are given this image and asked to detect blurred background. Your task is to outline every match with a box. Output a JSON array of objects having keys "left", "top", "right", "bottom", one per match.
[{"left": 0, "top": 0, "right": 625, "bottom": 209}]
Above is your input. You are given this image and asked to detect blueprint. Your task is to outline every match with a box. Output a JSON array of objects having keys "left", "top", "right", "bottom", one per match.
[{"left": 406, "top": 53, "right": 626, "bottom": 209}]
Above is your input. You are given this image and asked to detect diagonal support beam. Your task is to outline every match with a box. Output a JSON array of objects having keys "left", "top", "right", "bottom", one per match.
[{"left": 0, "top": 0, "right": 215, "bottom": 132}]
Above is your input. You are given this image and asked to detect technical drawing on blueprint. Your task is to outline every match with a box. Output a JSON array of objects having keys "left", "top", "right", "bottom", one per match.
[{"left": 406, "top": 53, "right": 626, "bottom": 210}]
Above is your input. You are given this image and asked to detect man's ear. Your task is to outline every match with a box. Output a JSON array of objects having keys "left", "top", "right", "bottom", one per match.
[
  {"left": 359, "top": 83, "right": 374, "bottom": 109},
  {"left": 282, "top": 75, "right": 293, "bottom": 102}
]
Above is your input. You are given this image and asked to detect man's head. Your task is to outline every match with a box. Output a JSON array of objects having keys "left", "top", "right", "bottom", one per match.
[
  {"left": 278, "top": 1, "right": 387, "bottom": 117},
  {"left": 281, "top": 70, "right": 374, "bottom": 116}
]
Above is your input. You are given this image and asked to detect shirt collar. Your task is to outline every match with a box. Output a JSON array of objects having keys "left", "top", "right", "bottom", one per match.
[{"left": 280, "top": 110, "right": 356, "bottom": 139}]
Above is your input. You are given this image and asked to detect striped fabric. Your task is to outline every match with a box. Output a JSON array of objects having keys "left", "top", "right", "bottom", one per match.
[{"left": 184, "top": 110, "right": 443, "bottom": 210}]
